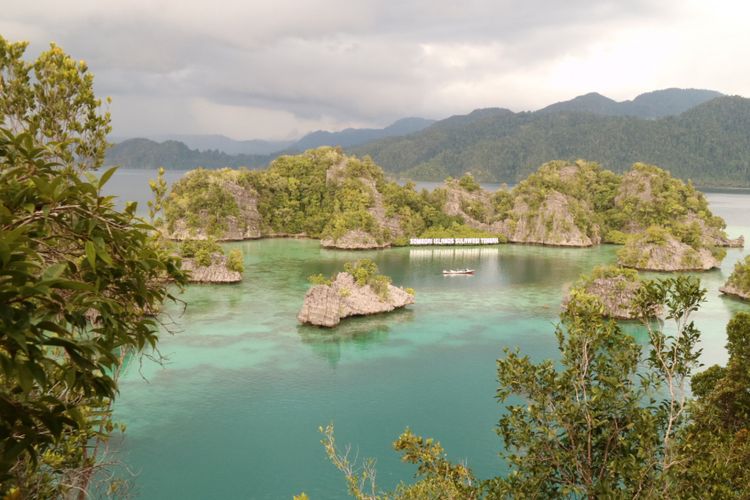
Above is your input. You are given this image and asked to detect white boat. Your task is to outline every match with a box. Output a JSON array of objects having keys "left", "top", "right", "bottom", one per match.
[{"left": 442, "top": 268, "right": 475, "bottom": 275}]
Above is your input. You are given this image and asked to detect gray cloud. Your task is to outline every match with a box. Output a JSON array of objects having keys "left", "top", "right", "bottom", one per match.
[{"left": 3, "top": 0, "right": 745, "bottom": 139}]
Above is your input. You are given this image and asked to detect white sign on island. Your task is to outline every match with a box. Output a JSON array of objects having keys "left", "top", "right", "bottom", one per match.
[{"left": 409, "top": 237, "right": 499, "bottom": 245}]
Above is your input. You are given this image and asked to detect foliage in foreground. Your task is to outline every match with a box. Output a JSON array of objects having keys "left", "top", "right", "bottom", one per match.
[
  {"left": 0, "top": 36, "right": 186, "bottom": 497},
  {"left": 322, "top": 276, "right": 750, "bottom": 498}
]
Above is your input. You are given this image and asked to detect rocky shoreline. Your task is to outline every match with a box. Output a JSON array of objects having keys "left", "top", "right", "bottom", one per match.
[
  {"left": 719, "top": 284, "right": 750, "bottom": 301},
  {"left": 181, "top": 254, "right": 242, "bottom": 283},
  {"left": 298, "top": 271, "right": 414, "bottom": 327}
]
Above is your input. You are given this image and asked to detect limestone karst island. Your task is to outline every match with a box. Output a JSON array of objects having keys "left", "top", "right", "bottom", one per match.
[{"left": 4, "top": 4, "right": 750, "bottom": 498}]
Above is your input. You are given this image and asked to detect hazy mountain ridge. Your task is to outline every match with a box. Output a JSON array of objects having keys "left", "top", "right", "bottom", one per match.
[
  {"left": 107, "top": 117, "right": 436, "bottom": 168},
  {"left": 106, "top": 138, "right": 268, "bottom": 169},
  {"left": 286, "top": 117, "right": 436, "bottom": 151},
  {"left": 354, "top": 91, "right": 750, "bottom": 186},
  {"left": 539, "top": 88, "right": 723, "bottom": 118},
  {"left": 106, "top": 89, "right": 750, "bottom": 187}
]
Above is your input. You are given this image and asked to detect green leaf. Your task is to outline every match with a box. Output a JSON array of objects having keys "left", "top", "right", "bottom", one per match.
[
  {"left": 42, "top": 262, "right": 67, "bottom": 280},
  {"left": 99, "top": 167, "right": 117, "bottom": 189},
  {"left": 85, "top": 240, "right": 96, "bottom": 270}
]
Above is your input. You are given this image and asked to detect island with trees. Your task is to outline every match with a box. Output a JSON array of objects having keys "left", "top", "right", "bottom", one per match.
[
  {"left": 720, "top": 256, "right": 750, "bottom": 301},
  {"left": 298, "top": 259, "right": 415, "bottom": 327},
  {"left": 562, "top": 265, "right": 653, "bottom": 319},
  {"left": 163, "top": 150, "right": 742, "bottom": 271},
  {"left": 178, "top": 239, "right": 244, "bottom": 283}
]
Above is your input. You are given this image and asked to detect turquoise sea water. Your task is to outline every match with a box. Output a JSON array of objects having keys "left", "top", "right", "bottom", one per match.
[{"left": 106, "top": 171, "right": 750, "bottom": 499}]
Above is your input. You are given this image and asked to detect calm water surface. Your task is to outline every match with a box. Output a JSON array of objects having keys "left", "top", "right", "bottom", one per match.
[{"left": 107, "top": 170, "right": 750, "bottom": 499}]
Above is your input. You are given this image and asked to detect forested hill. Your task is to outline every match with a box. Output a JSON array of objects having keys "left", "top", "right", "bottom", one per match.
[
  {"left": 539, "top": 88, "right": 723, "bottom": 118},
  {"left": 285, "top": 117, "right": 435, "bottom": 152},
  {"left": 353, "top": 95, "right": 750, "bottom": 187},
  {"left": 106, "top": 117, "right": 435, "bottom": 169},
  {"left": 106, "top": 138, "right": 269, "bottom": 169}
]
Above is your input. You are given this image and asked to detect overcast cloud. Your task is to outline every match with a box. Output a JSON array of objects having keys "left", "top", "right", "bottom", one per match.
[{"left": 2, "top": 0, "right": 748, "bottom": 139}]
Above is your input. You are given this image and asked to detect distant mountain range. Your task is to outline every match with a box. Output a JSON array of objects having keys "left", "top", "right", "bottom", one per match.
[
  {"left": 106, "top": 88, "right": 750, "bottom": 187},
  {"left": 354, "top": 89, "right": 750, "bottom": 186},
  {"left": 108, "top": 116, "right": 436, "bottom": 163},
  {"left": 285, "top": 117, "right": 435, "bottom": 152},
  {"left": 120, "top": 134, "right": 294, "bottom": 156},
  {"left": 106, "top": 138, "right": 268, "bottom": 169},
  {"left": 538, "top": 88, "right": 723, "bottom": 118}
]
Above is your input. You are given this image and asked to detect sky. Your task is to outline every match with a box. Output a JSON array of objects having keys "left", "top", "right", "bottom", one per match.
[{"left": 2, "top": 0, "right": 749, "bottom": 140}]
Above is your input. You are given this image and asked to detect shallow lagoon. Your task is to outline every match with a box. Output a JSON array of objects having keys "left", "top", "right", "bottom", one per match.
[{"left": 108, "top": 171, "right": 750, "bottom": 499}]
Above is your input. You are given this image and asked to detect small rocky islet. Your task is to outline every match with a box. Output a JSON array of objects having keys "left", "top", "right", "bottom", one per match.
[
  {"left": 160, "top": 147, "right": 743, "bottom": 274},
  {"left": 176, "top": 239, "right": 245, "bottom": 284},
  {"left": 562, "top": 265, "right": 657, "bottom": 320},
  {"left": 721, "top": 256, "right": 750, "bottom": 302},
  {"left": 298, "top": 260, "right": 415, "bottom": 327}
]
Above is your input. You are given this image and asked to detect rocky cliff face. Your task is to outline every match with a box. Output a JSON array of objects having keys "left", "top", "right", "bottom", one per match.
[
  {"left": 167, "top": 176, "right": 262, "bottom": 241},
  {"left": 563, "top": 275, "right": 645, "bottom": 319},
  {"left": 614, "top": 166, "right": 741, "bottom": 248},
  {"left": 181, "top": 254, "right": 242, "bottom": 283},
  {"left": 719, "top": 284, "right": 750, "bottom": 301},
  {"left": 298, "top": 272, "right": 414, "bottom": 327},
  {"left": 618, "top": 232, "right": 720, "bottom": 271},
  {"left": 439, "top": 164, "right": 602, "bottom": 247},
  {"left": 321, "top": 164, "right": 403, "bottom": 249},
  {"left": 502, "top": 191, "right": 599, "bottom": 247}
]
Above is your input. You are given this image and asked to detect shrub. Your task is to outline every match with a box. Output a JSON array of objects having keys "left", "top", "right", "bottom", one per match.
[
  {"left": 308, "top": 273, "right": 332, "bottom": 286},
  {"left": 458, "top": 173, "right": 481, "bottom": 192},
  {"left": 180, "top": 238, "right": 222, "bottom": 258},
  {"left": 606, "top": 230, "right": 628, "bottom": 244},
  {"left": 344, "top": 259, "right": 379, "bottom": 286},
  {"left": 227, "top": 249, "right": 244, "bottom": 273}
]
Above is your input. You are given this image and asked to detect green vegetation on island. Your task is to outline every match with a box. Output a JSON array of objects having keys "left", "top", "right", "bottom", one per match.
[
  {"left": 179, "top": 239, "right": 244, "bottom": 274},
  {"left": 162, "top": 151, "right": 737, "bottom": 270},
  {"left": 163, "top": 147, "right": 494, "bottom": 249},
  {"left": 564, "top": 265, "right": 649, "bottom": 319},
  {"left": 720, "top": 255, "right": 750, "bottom": 301},
  {"left": 299, "top": 259, "right": 414, "bottom": 327}
]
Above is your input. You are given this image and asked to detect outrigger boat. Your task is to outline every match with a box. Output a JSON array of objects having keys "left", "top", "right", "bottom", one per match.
[{"left": 442, "top": 268, "right": 475, "bottom": 275}]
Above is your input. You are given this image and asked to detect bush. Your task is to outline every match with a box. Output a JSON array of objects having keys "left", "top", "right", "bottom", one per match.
[
  {"left": 180, "top": 238, "right": 222, "bottom": 258},
  {"left": 344, "top": 259, "right": 379, "bottom": 286},
  {"left": 227, "top": 249, "right": 244, "bottom": 273},
  {"left": 605, "top": 230, "right": 628, "bottom": 244},
  {"left": 458, "top": 173, "right": 481, "bottom": 192},
  {"left": 308, "top": 273, "right": 332, "bottom": 286}
]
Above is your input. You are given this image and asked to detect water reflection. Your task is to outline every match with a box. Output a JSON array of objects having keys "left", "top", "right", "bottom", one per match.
[{"left": 297, "top": 309, "right": 415, "bottom": 367}]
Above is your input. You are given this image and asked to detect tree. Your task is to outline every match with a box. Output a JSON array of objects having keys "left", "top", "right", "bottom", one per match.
[
  {"left": 492, "top": 290, "right": 660, "bottom": 497},
  {"left": 0, "top": 41, "right": 186, "bottom": 497},
  {"left": 492, "top": 277, "right": 706, "bottom": 497},
  {"left": 0, "top": 35, "right": 111, "bottom": 170},
  {"left": 320, "top": 424, "right": 478, "bottom": 500},
  {"left": 671, "top": 312, "right": 750, "bottom": 498},
  {"left": 323, "top": 276, "right": 724, "bottom": 498}
]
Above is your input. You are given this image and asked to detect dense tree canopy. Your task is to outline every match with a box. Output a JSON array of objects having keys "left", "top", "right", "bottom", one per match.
[
  {"left": 0, "top": 38, "right": 186, "bottom": 497},
  {"left": 0, "top": 36, "right": 111, "bottom": 170},
  {"left": 353, "top": 96, "right": 750, "bottom": 187}
]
